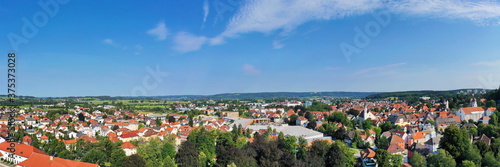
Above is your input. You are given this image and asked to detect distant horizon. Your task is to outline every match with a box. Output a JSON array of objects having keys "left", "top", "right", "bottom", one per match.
[{"left": 7, "top": 87, "right": 491, "bottom": 98}]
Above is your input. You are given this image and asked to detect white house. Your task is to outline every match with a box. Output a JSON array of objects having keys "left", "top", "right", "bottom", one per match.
[
  {"left": 456, "top": 107, "right": 493, "bottom": 121},
  {"left": 121, "top": 142, "right": 137, "bottom": 156}
]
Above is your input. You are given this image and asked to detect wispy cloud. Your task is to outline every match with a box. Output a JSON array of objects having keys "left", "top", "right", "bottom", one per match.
[
  {"left": 172, "top": 32, "right": 208, "bottom": 52},
  {"left": 180, "top": 0, "right": 500, "bottom": 53},
  {"left": 201, "top": 0, "right": 210, "bottom": 28},
  {"left": 356, "top": 62, "right": 407, "bottom": 75},
  {"left": 102, "top": 38, "right": 126, "bottom": 49},
  {"left": 272, "top": 40, "right": 284, "bottom": 49},
  {"left": 147, "top": 21, "right": 168, "bottom": 40},
  {"left": 474, "top": 59, "right": 500, "bottom": 66},
  {"left": 242, "top": 64, "right": 261, "bottom": 76}
]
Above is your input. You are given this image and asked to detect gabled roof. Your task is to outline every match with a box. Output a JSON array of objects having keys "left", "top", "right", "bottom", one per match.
[
  {"left": 0, "top": 142, "right": 46, "bottom": 158},
  {"left": 17, "top": 152, "right": 98, "bottom": 167},
  {"left": 121, "top": 142, "right": 136, "bottom": 149},
  {"left": 361, "top": 148, "right": 376, "bottom": 158}
]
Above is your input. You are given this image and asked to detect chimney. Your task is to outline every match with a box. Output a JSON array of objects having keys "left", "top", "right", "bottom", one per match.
[{"left": 50, "top": 156, "right": 54, "bottom": 161}]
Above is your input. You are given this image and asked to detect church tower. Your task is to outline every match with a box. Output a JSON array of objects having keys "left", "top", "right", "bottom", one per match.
[{"left": 470, "top": 98, "right": 478, "bottom": 107}]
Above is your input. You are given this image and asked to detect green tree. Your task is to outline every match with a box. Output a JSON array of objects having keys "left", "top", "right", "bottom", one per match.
[
  {"left": 482, "top": 151, "right": 500, "bottom": 167},
  {"left": 460, "top": 160, "right": 476, "bottom": 167},
  {"left": 137, "top": 138, "right": 164, "bottom": 167},
  {"left": 376, "top": 135, "right": 390, "bottom": 150},
  {"left": 409, "top": 151, "right": 427, "bottom": 167},
  {"left": 176, "top": 141, "right": 199, "bottom": 167},
  {"left": 288, "top": 114, "right": 298, "bottom": 125},
  {"left": 110, "top": 148, "right": 126, "bottom": 167},
  {"left": 187, "top": 127, "right": 217, "bottom": 161},
  {"left": 460, "top": 145, "right": 482, "bottom": 166},
  {"left": 439, "top": 124, "right": 470, "bottom": 159},
  {"left": 375, "top": 149, "right": 391, "bottom": 167},
  {"left": 81, "top": 149, "right": 107, "bottom": 166},
  {"left": 77, "top": 113, "right": 85, "bottom": 122},
  {"left": 123, "top": 154, "right": 146, "bottom": 167},
  {"left": 164, "top": 156, "right": 177, "bottom": 167},
  {"left": 428, "top": 149, "right": 457, "bottom": 167},
  {"left": 325, "top": 140, "right": 355, "bottom": 167}
]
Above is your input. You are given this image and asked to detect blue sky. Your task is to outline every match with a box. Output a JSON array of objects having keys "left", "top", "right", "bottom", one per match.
[{"left": 2, "top": 0, "right": 500, "bottom": 97}]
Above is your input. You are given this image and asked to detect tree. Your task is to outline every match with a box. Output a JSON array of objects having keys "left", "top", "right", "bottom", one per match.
[
  {"left": 348, "top": 109, "right": 360, "bottom": 116},
  {"left": 123, "top": 154, "right": 146, "bottom": 167},
  {"left": 439, "top": 124, "right": 470, "bottom": 159},
  {"left": 176, "top": 141, "right": 199, "bottom": 167},
  {"left": 296, "top": 137, "right": 307, "bottom": 160},
  {"left": 168, "top": 116, "right": 176, "bottom": 123},
  {"left": 188, "top": 127, "right": 217, "bottom": 161},
  {"left": 363, "top": 118, "right": 372, "bottom": 129},
  {"left": 375, "top": 149, "right": 391, "bottom": 167},
  {"left": 409, "top": 151, "right": 427, "bottom": 167},
  {"left": 306, "top": 140, "right": 330, "bottom": 166},
  {"left": 162, "top": 142, "right": 176, "bottom": 159},
  {"left": 138, "top": 138, "right": 164, "bottom": 167},
  {"left": 460, "top": 144, "right": 482, "bottom": 166},
  {"left": 482, "top": 151, "right": 500, "bottom": 167},
  {"left": 460, "top": 160, "right": 476, "bottom": 167},
  {"left": 288, "top": 114, "right": 298, "bottom": 125},
  {"left": 325, "top": 140, "right": 355, "bottom": 167},
  {"left": 164, "top": 156, "right": 177, "bottom": 167},
  {"left": 376, "top": 135, "right": 390, "bottom": 150},
  {"left": 306, "top": 119, "right": 317, "bottom": 129},
  {"left": 110, "top": 148, "right": 126, "bottom": 167},
  {"left": 428, "top": 149, "right": 456, "bottom": 167},
  {"left": 77, "top": 113, "right": 85, "bottom": 122},
  {"left": 81, "top": 149, "right": 107, "bottom": 166},
  {"left": 486, "top": 100, "right": 497, "bottom": 108}
]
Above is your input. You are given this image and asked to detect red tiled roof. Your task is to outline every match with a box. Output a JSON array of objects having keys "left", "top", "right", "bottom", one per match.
[
  {"left": 361, "top": 148, "right": 376, "bottom": 158},
  {"left": 17, "top": 152, "right": 98, "bottom": 167},
  {"left": 0, "top": 142, "right": 46, "bottom": 158},
  {"left": 121, "top": 142, "right": 136, "bottom": 149},
  {"left": 461, "top": 107, "right": 487, "bottom": 114}
]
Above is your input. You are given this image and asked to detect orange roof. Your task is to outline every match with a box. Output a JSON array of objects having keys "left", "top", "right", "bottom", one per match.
[
  {"left": 411, "top": 132, "right": 425, "bottom": 140},
  {"left": 40, "top": 135, "right": 49, "bottom": 140},
  {"left": 361, "top": 148, "right": 376, "bottom": 158},
  {"left": 0, "top": 142, "right": 46, "bottom": 158},
  {"left": 18, "top": 152, "right": 98, "bottom": 167},
  {"left": 121, "top": 142, "right": 136, "bottom": 149},
  {"left": 461, "top": 107, "right": 486, "bottom": 114},
  {"left": 62, "top": 140, "right": 77, "bottom": 145},
  {"left": 390, "top": 135, "right": 405, "bottom": 144}
]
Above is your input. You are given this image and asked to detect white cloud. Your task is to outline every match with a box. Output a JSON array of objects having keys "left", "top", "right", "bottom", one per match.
[
  {"left": 474, "top": 59, "right": 500, "bottom": 66},
  {"left": 103, "top": 38, "right": 115, "bottom": 45},
  {"left": 202, "top": 0, "right": 210, "bottom": 24},
  {"left": 272, "top": 40, "right": 284, "bottom": 49},
  {"left": 172, "top": 32, "right": 208, "bottom": 52},
  {"left": 178, "top": 0, "right": 500, "bottom": 53},
  {"left": 242, "top": 64, "right": 261, "bottom": 76},
  {"left": 147, "top": 21, "right": 168, "bottom": 40},
  {"left": 102, "top": 38, "right": 125, "bottom": 49},
  {"left": 356, "top": 62, "right": 407, "bottom": 75}
]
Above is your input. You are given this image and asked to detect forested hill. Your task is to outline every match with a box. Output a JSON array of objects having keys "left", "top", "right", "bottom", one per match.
[
  {"left": 158, "top": 92, "right": 381, "bottom": 99},
  {"left": 364, "top": 89, "right": 490, "bottom": 99}
]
